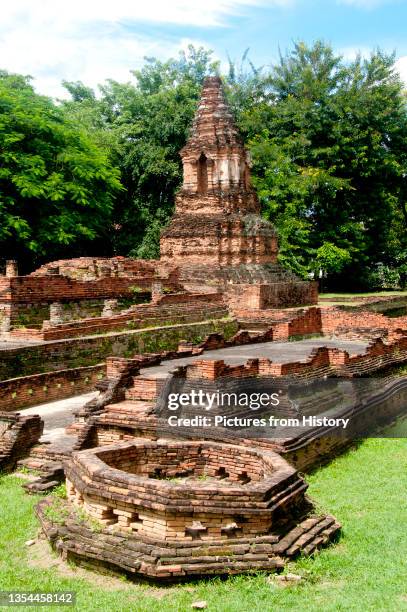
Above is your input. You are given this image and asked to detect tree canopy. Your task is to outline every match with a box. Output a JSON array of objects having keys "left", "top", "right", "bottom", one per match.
[
  {"left": 61, "top": 47, "right": 219, "bottom": 259},
  {"left": 0, "top": 72, "right": 122, "bottom": 270},
  {"left": 239, "top": 42, "right": 407, "bottom": 288}
]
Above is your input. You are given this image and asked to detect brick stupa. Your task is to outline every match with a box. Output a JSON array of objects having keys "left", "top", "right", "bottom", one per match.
[{"left": 160, "top": 76, "right": 317, "bottom": 307}]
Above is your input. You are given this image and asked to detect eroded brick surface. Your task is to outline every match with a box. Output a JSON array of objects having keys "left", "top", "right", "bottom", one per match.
[{"left": 0, "top": 411, "right": 43, "bottom": 471}]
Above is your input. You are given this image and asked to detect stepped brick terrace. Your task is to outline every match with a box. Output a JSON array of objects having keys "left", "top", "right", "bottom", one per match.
[{"left": 0, "top": 77, "right": 316, "bottom": 348}]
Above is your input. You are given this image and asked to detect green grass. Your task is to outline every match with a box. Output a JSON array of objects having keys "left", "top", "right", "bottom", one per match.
[
  {"left": 319, "top": 290, "right": 407, "bottom": 299},
  {"left": 1, "top": 437, "right": 407, "bottom": 611}
]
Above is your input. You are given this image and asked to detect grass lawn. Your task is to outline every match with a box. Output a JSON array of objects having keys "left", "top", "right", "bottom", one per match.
[
  {"left": 319, "top": 290, "right": 407, "bottom": 299},
  {"left": 1, "top": 437, "right": 407, "bottom": 611}
]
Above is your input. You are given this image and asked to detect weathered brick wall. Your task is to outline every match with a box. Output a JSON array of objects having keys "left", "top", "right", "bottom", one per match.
[
  {"left": 152, "top": 292, "right": 223, "bottom": 306},
  {"left": 0, "top": 319, "right": 239, "bottom": 381},
  {"left": 161, "top": 215, "right": 279, "bottom": 267},
  {"left": 234, "top": 307, "right": 304, "bottom": 322},
  {"left": 261, "top": 337, "right": 407, "bottom": 377},
  {"left": 175, "top": 335, "right": 407, "bottom": 381},
  {"left": 0, "top": 276, "right": 157, "bottom": 304},
  {"left": 258, "top": 347, "right": 344, "bottom": 377},
  {"left": 49, "top": 299, "right": 105, "bottom": 323},
  {"left": 31, "top": 256, "right": 158, "bottom": 280},
  {"left": 236, "top": 306, "right": 407, "bottom": 341},
  {"left": 321, "top": 308, "right": 407, "bottom": 337},
  {"left": 234, "top": 307, "right": 322, "bottom": 340},
  {"left": 0, "top": 304, "right": 10, "bottom": 329},
  {"left": 0, "top": 412, "right": 43, "bottom": 472},
  {"left": 227, "top": 283, "right": 318, "bottom": 310},
  {"left": 7, "top": 303, "right": 50, "bottom": 328},
  {"left": 321, "top": 309, "right": 387, "bottom": 334},
  {"left": 0, "top": 277, "right": 11, "bottom": 299},
  {"left": 5, "top": 296, "right": 153, "bottom": 332},
  {"left": 9, "top": 294, "right": 228, "bottom": 341},
  {"left": 186, "top": 358, "right": 260, "bottom": 380},
  {"left": 288, "top": 307, "right": 322, "bottom": 336},
  {"left": 0, "top": 365, "right": 105, "bottom": 412}
]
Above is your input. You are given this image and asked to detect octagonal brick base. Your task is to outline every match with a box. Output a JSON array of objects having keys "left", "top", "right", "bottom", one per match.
[
  {"left": 36, "top": 440, "right": 340, "bottom": 580},
  {"left": 36, "top": 497, "right": 339, "bottom": 579}
]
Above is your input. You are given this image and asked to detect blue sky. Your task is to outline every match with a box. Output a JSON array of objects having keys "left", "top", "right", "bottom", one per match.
[{"left": 1, "top": 0, "right": 406, "bottom": 98}]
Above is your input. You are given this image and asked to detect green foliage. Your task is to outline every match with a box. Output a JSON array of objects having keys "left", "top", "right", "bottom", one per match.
[
  {"left": 239, "top": 42, "right": 407, "bottom": 288},
  {"left": 0, "top": 72, "right": 122, "bottom": 268},
  {"left": 43, "top": 497, "right": 69, "bottom": 525},
  {"left": 366, "top": 263, "right": 402, "bottom": 290},
  {"left": 53, "top": 482, "right": 67, "bottom": 499},
  {"left": 128, "top": 210, "right": 168, "bottom": 259},
  {"left": 62, "top": 46, "right": 219, "bottom": 258},
  {"left": 316, "top": 242, "right": 352, "bottom": 275}
]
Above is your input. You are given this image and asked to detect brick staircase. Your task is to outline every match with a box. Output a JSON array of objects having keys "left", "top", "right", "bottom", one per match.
[
  {"left": 80, "top": 374, "right": 165, "bottom": 448},
  {"left": 17, "top": 437, "right": 76, "bottom": 493}
]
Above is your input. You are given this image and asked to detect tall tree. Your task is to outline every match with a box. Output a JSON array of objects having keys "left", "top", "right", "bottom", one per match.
[
  {"left": 0, "top": 72, "right": 121, "bottom": 270},
  {"left": 239, "top": 42, "right": 407, "bottom": 288}
]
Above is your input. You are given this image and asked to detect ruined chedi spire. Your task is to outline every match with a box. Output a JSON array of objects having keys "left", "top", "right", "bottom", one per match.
[
  {"left": 178, "top": 76, "right": 259, "bottom": 208},
  {"left": 185, "top": 76, "right": 242, "bottom": 149},
  {"left": 160, "top": 76, "right": 278, "bottom": 270},
  {"left": 159, "top": 76, "right": 317, "bottom": 305}
]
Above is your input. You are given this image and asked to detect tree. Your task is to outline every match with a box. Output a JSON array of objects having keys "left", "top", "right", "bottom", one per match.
[
  {"left": 0, "top": 72, "right": 121, "bottom": 270},
  {"left": 239, "top": 42, "right": 407, "bottom": 288},
  {"left": 315, "top": 242, "right": 352, "bottom": 291},
  {"left": 11, "top": 41, "right": 404, "bottom": 289}
]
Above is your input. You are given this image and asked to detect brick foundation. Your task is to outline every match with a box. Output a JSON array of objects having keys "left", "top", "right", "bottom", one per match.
[{"left": 35, "top": 440, "right": 339, "bottom": 579}]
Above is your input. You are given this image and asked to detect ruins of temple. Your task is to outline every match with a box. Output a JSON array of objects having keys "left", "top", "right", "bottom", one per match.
[
  {"left": 0, "top": 76, "right": 316, "bottom": 340},
  {"left": 160, "top": 76, "right": 277, "bottom": 271},
  {"left": 160, "top": 76, "right": 317, "bottom": 306},
  {"left": 1, "top": 75, "right": 407, "bottom": 582}
]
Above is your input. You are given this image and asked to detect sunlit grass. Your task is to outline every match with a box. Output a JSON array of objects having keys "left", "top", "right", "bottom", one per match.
[
  {"left": 1, "top": 437, "right": 406, "bottom": 611},
  {"left": 319, "top": 291, "right": 407, "bottom": 299}
]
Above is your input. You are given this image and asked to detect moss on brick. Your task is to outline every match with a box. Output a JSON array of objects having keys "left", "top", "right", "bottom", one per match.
[{"left": 0, "top": 319, "right": 237, "bottom": 380}]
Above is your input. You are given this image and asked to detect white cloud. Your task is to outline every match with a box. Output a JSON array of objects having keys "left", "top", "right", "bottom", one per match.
[
  {"left": 395, "top": 56, "right": 407, "bottom": 86},
  {"left": 0, "top": 0, "right": 280, "bottom": 98},
  {"left": 0, "top": 1, "right": 268, "bottom": 31},
  {"left": 339, "top": 46, "right": 372, "bottom": 61},
  {"left": 338, "top": 0, "right": 391, "bottom": 7}
]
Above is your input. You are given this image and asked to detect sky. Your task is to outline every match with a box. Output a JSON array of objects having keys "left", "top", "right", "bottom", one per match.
[{"left": 1, "top": 0, "right": 406, "bottom": 98}]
